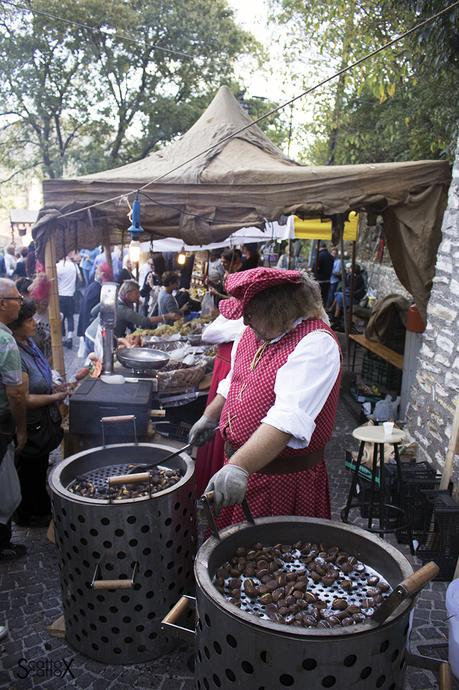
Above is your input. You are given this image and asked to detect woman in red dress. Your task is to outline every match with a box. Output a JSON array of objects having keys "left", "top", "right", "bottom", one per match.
[{"left": 189, "top": 268, "right": 341, "bottom": 526}]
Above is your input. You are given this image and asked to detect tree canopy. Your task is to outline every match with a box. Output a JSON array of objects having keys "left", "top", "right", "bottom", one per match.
[
  {"left": 270, "top": 0, "right": 459, "bottom": 164},
  {"left": 0, "top": 0, "right": 263, "bottom": 181}
]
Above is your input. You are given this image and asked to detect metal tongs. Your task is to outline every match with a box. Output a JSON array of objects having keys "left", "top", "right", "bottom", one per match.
[{"left": 127, "top": 426, "right": 218, "bottom": 474}]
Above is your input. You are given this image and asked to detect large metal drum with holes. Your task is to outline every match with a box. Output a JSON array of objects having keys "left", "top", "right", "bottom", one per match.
[
  {"left": 191, "top": 517, "right": 414, "bottom": 690},
  {"left": 49, "top": 442, "right": 195, "bottom": 664}
]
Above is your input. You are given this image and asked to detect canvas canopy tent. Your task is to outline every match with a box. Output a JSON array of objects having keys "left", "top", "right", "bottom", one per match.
[{"left": 33, "top": 85, "right": 450, "bottom": 320}]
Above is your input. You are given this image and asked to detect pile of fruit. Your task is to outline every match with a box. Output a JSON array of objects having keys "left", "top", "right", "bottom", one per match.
[{"left": 134, "top": 315, "right": 212, "bottom": 339}]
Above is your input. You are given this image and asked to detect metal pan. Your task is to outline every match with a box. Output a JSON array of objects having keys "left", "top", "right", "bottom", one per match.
[{"left": 116, "top": 347, "right": 169, "bottom": 372}]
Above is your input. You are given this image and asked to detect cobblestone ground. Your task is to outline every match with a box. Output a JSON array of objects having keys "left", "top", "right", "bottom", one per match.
[{"left": 0, "top": 339, "right": 456, "bottom": 689}]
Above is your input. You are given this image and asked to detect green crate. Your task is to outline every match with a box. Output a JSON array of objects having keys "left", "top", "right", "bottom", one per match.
[
  {"left": 361, "top": 351, "right": 402, "bottom": 390},
  {"left": 345, "top": 450, "right": 380, "bottom": 487}
]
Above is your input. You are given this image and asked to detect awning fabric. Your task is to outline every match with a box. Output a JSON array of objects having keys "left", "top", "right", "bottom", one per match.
[{"left": 32, "top": 85, "right": 451, "bottom": 319}]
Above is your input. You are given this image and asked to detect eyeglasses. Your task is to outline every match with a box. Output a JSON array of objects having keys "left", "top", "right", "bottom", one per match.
[{"left": 1, "top": 296, "right": 24, "bottom": 303}]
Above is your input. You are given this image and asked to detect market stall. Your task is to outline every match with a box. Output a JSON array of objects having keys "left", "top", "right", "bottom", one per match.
[{"left": 33, "top": 84, "right": 450, "bottom": 328}]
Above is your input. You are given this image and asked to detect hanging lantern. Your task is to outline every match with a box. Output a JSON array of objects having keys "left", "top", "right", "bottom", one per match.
[
  {"left": 128, "top": 240, "right": 141, "bottom": 264},
  {"left": 177, "top": 247, "right": 186, "bottom": 266},
  {"left": 127, "top": 192, "right": 143, "bottom": 264}
]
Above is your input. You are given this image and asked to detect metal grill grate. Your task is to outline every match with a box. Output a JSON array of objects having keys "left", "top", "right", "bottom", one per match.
[{"left": 67, "top": 463, "right": 181, "bottom": 501}]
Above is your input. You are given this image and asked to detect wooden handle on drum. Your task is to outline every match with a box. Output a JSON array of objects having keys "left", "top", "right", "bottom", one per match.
[
  {"left": 101, "top": 415, "right": 135, "bottom": 423},
  {"left": 400, "top": 562, "right": 439, "bottom": 596},
  {"left": 108, "top": 472, "right": 151, "bottom": 486},
  {"left": 439, "top": 662, "right": 452, "bottom": 690},
  {"left": 162, "top": 596, "right": 190, "bottom": 625},
  {"left": 150, "top": 409, "right": 166, "bottom": 417},
  {"left": 92, "top": 579, "right": 134, "bottom": 590}
]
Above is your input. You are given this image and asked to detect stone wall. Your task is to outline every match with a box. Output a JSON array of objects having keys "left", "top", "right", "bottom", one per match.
[
  {"left": 406, "top": 141, "right": 459, "bottom": 481},
  {"left": 360, "top": 260, "right": 411, "bottom": 300}
]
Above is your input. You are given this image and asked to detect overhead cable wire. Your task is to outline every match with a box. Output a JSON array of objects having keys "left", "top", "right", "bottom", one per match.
[
  {"left": 51, "top": 0, "right": 459, "bottom": 221},
  {"left": 1, "top": 0, "right": 195, "bottom": 60}
]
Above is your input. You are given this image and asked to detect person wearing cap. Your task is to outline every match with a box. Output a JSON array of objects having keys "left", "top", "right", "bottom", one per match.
[{"left": 189, "top": 267, "right": 341, "bottom": 526}]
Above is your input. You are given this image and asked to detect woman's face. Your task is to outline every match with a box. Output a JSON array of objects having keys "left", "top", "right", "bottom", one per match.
[{"left": 14, "top": 316, "right": 37, "bottom": 340}]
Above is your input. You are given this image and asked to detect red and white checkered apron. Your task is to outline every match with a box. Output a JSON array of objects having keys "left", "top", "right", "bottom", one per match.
[{"left": 217, "top": 319, "right": 341, "bottom": 528}]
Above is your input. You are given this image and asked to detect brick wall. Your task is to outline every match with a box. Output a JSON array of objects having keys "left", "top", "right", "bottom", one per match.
[{"left": 406, "top": 140, "right": 459, "bottom": 480}]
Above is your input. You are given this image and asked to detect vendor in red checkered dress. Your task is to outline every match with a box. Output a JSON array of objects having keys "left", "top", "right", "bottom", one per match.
[{"left": 189, "top": 267, "right": 341, "bottom": 526}]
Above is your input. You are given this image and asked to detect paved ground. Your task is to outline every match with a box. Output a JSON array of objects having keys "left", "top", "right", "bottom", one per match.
[{"left": 0, "top": 337, "right": 456, "bottom": 689}]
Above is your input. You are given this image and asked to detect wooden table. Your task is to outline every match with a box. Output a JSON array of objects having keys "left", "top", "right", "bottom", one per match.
[{"left": 349, "top": 333, "right": 404, "bottom": 371}]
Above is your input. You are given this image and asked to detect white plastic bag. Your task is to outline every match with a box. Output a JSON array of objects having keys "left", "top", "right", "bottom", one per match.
[
  {"left": 0, "top": 443, "right": 21, "bottom": 524},
  {"left": 200, "top": 291, "right": 215, "bottom": 317}
]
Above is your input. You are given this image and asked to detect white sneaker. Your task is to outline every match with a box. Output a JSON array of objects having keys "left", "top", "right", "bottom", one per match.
[
  {"left": 0, "top": 624, "right": 7, "bottom": 640},
  {"left": 77, "top": 337, "right": 85, "bottom": 358}
]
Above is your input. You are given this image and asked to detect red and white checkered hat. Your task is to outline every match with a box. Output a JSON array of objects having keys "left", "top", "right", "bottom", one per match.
[{"left": 219, "top": 267, "right": 303, "bottom": 320}]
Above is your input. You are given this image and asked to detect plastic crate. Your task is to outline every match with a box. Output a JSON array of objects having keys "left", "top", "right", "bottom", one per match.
[
  {"left": 345, "top": 451, "right": 400, "bottom": 519},
  {"left": 417, "top": 491, "right": 459, "bottom": 580},
  {"left": 361, "top": 351, "right": 402, "bottom": 391},
  {"left": 349, "top": 385, "right": 383, "bottom": 405},
  {"left": 395, "top": 462, "right": 440, "bottom": 545}
]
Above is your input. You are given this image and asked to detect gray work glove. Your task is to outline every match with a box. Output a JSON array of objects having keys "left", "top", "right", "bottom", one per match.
[
  {"left": 188, "top": 415, "right": 218, "bottom": 447},
  {"left": 206, "top": 464, "right": 249, "bottom": 514}
]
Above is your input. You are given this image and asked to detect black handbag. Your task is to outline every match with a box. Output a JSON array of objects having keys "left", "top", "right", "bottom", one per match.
[{"left": 20, "top": 404, "right": 63, "bottom": 459}]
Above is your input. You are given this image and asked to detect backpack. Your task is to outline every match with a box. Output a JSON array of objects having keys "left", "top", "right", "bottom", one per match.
[{"left": 365, "top": 294, "right": 410, "bottom": 354}]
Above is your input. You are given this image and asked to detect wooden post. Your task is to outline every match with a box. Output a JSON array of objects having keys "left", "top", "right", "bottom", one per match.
[
  {"left": 347, "top": 240, "right": 357, "bottom": 333},
  {"left": 45, "top": 231, "right": 66, "bottom": 376},
  {"left": 439, "top": 398, "right": 459, "bottom": 491},
  {"left": 337, "top": 216, "right": 350, "bottom": 368},
  {"left": 103, "top": 230, "right": 113, "bottom": 275}
]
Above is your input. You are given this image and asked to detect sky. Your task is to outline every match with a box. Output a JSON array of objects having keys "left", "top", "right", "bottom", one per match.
[{"left": 228, "top": 0, "right": 329, "bottom": 159}]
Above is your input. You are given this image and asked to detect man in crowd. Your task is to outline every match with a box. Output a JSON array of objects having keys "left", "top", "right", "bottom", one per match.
[
  {"left": 114, "top": 280, "right": 179, "bottom": 337},
  {"left": 0, "top": 278, "right": 28, "bottom": 564},
  {"left": 4, "top": 246, "right": 17, "bottom": 278},
  {"left": 326, "top": 247, "right": 342, "bottom": 309},
  {"left": 314, "top": 241, "right": 334, "bottom": 305},
  {"left": 57, "top": 252, "right": 82, "bottom": 349}
]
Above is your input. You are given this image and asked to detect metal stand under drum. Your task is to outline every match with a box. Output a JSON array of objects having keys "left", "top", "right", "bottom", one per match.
[
  {"left": 49, "top": 437, "right": 195, "bottom": 665},
  {"left": 163, "top": 500, "right": 437, "bottom": 690}
]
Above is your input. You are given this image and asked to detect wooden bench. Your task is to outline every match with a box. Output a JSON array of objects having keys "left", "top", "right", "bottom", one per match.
[{"left": 349, "top": 333, "right": 404, "bottom": 371}]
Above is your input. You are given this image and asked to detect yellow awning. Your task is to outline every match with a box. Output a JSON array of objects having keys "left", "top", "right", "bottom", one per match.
[{"left": 294, "top": 212, "right": 359, "bottom": 241}]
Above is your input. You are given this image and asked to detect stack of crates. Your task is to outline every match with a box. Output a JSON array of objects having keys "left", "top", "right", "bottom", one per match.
[
  {"left": 395, "top": 462, "right": 441, "bottom": 545},
  {"left": 344, "top": 453, "right": 440, "bottom": 535},
  {"left": 361, "top": 351, "right": 402, "bottom": 391},
  {"left": 417, "top": 490, "right": 459, "bottom": 580}
]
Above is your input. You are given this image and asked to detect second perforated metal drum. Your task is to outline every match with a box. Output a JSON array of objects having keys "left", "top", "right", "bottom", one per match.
[{"left": 49, "top": 441, "right": 195, "bottom": 664}]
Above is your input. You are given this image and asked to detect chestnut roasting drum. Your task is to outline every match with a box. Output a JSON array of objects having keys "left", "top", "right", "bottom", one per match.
[
  {"left": 49, "top": 439, "right": 195, "bottom": 665},
  {"left": 163, "top": 508, "right": 437, "bottom": 690}
]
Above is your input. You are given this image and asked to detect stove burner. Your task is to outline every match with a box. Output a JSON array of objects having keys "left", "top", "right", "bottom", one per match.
[
  {"left": 214, "top": 541, "right": 392, "bottom": 629},
  {"left": 67, "top": 463, "right": 182, "bottom": 501}
]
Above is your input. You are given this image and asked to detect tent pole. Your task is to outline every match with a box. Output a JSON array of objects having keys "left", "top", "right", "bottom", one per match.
[
  {"left": 45, "top": 231, "right": 65, "bottom": 377},
  {"left": 348, "top": 240, "right": 357, "bottom": 334},
  {"left": 103, "top": 230, "right": 113, "bottom": 275},
  {"left": 337, "top": 216, "right": 350, "bottom": 369}
]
